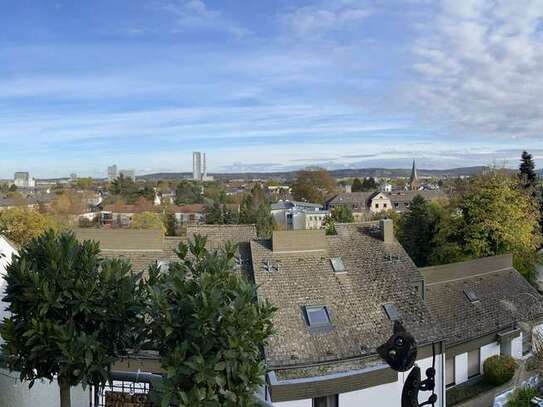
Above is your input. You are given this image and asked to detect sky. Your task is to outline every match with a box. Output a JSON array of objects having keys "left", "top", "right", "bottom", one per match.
[{"left": 2, "top": 0, "right": 543, "bottom": 178}]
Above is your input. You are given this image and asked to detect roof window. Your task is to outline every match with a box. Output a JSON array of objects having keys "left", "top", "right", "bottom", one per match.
[
  {"left": 330, "top": 257, "right": 345, "bottom": 273},
  {"left": 464, "top": 289, "right": 479, "bottom": 303},
  {"left": 303, "top": 305, "right": 332, "bottom": 328},
  {"left": 383, "top": 303, "right": 401, "bottom": 321}
]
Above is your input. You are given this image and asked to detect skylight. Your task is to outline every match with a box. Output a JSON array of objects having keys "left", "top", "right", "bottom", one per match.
[
  {"left": 330, "top": 257, "right": 345, "bottom": 273},
  {"left": 383, "top": 303, "right": 401, "bottom": 321},
  {"left": 464, "top": 289, "right": 479, "bottom": 303},
  {"left": 303, "top": 305, "right": 332, "bottom": 328}
]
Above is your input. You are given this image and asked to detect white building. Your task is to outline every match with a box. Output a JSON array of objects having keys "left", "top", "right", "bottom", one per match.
[
  {"left": 192, "top": 152, "right": 213, "bottom": 182},
  {"left": 271, "top": 201, "right": 329, "bottom": 231},
  {"left": 13, "top": 172, "right": 35, "bottom": 188},
  {"left": 107, "top": 165, "right": 118, "bottom": 181}
]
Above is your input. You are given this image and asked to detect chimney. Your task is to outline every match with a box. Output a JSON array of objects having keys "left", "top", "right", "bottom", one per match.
[{"left": 380, "top": 219, "right": 394, "bottom": 243}]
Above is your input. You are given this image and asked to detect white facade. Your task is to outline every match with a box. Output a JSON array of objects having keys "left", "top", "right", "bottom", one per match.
[
  {"left": 13, "top": 172, "right": 35, "bottom": 188},
  {"left": 274, "top": 354, "right": 445, "bottom": 407},
  {"left": 193, "top": 152, "right": 202, "bottom": 181}
]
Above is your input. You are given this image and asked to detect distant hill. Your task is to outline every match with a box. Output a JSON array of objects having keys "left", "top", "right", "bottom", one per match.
[{"left": 136, "top": 166, "right": 489, "bottom": 181}]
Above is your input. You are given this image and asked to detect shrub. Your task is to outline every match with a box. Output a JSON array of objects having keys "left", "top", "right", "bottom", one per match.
[
  {"left": 483, "top": 355, "right": 517, "bottom": 385},
  {"left": 506, "top": 386, "right": 538, "bottom": 407}
]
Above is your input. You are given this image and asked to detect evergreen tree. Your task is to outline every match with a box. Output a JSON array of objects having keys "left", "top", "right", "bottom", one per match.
[
  {"left": 145, "top": 236, "right": 275, "bottom": 406},
  {"left": 255, "top": 203, "right": 274, "bottom": 239},
  {"left": 397, "top": 195, "right": 438, "bottom": 267},
  {"left": 351, "top": 178, "right": 363, "bottom": 192},
  {"left": 331, "top": 205, "right": 354, "bottom": 223},
  {"left": 164, "top": 212, "right": 177, "bottom": 236},
  {"left": 205, "top": 202, "right": 224, "bottom": 224},
  {"left": 1, "top": 231, "right": 143, "bottom": 407},
  {"left": 519, "top": 150, "right": 538, "bottom": 190}
]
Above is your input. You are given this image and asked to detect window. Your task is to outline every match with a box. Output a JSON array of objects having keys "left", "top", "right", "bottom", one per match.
[
  {"left": 375, "top": 203, "right": 379, "bottom": 208},
  {"left": 383, "top": 203, "right": 387, "bottom": 208},
  {"left": 394, "top": 202, "right": 399, "bottom": 208},
  {"left": 464, "top": 289, "right": 479, "bottom": 303},
  {"left": 303, "top": 305, "right": 332, "bottom": 328},
  {"left": 313, "top": 395, "right": 338, "bottom": 407},
  {"left": 467, "top": 349, "right": 480, "bottom": 378},
  {"left": 446, "top": 357, "right": 455, "bottom": 387},
  {"left": 383, "top": 303, "right": 401, "bottom": 321},
  {"left": 330, "top": 257, "right": 345, "bottom": 273}
]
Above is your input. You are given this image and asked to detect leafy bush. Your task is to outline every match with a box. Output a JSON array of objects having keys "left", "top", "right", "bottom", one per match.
[
  {"left": 506, "top": 387, "right": 538, "bottom": 407},
  {"left": 483, "top": 355, "right": 517, "bottom": 385}
]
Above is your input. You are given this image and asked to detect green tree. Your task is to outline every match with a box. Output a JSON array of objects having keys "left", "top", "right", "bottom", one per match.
[
  {"left": 397, "top": 196, "right": 440, "bottom": 267},
  {"left": 0, "top": 231, "right": 143, "bottom": 407},
  {"left": 205, "top": 202, "right": 224, "bottom": 224},
  {"left": 331, "top": 205, "right": 354, "bottom": 223},
  {"left": 255, "top": 203, "right": 274, "bottom": 238},
  {"left": 164, "top": 212, "right": 177, "bottom": 236},
  {"left": 175, "top": 181, "right": 203, "bottom": 205},
  {"left": 322, "top": 216, "right": 337, "bottom": 235},
  {"left": 361, "top": 177, "right": 378, "bottom": 192},
  {"left": 9, "top": 184, "right": 17, "bottom": 192},
  {"left": 145, "top": 236, "right": 276, "bottom": 407},
  {"left": 291, "top": 168, "right": 336, "bottom": 204},
  {"left": 0, "top": 207, "right": 59, "bottom": 245},
  {"left": 519, "top": 150, "right": 538, "bottom": 191},
  {"left": 351, "top": 178, "right": 363, "bottom": 192},
  {"left": 131, "top": 211, "right": 165, "bottom": 233},
  {"left": 109, "top": 174, "right": 140, "bottom": 204},
  {"left": 435, "top": 170, "right": 542, "bottom": 279}
]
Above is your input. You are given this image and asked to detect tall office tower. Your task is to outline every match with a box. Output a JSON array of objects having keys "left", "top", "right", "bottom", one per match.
[
  {"left": 107, "top": 165, "right": 118, "bottom": 181},
  {"left": 193, "top": 152, "right": 202, "bottom": 181},
  {"left": 202, "top": 153, "right": 207, "bottom": 179}
]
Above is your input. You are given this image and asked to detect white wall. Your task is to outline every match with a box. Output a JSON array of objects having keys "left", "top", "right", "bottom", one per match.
[
  {"left": 511, "top": 334, "right": 523, "bottom": 359},
  {"left": 480, "top": 342, "right": 500, "bottom": 375},
  {"left": 274, "top": 399, "right": 311, "bottom": 407},
  {"left": 0, "top": 236, "right": 18, "bottom": 322},
  {"left": 454, "top": 353, "right": 468, "bottom": 385},
  {"left": 0, "top": 369, "right": 89, "bottom": 407},
  {"left": 273, "top": 354, "right": 445, "bottom": 407}
]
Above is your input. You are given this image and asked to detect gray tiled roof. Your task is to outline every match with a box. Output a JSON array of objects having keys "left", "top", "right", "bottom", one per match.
[
  {"left": 421, "top": 256, "right": 543, "bottom": 347},
  {"left": 327, "top": 192, "right": 377, "bottom": 206},
  {"left": 252, "top": 223, "right": 443, "bottom": 370},
  {"left": 388, "top": 190, "right": 446, "bottom": 203}
]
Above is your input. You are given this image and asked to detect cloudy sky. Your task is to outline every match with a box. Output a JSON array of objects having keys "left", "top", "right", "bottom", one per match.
[{"left": 2, "top": 0, "right": 543, "bottom": 177}]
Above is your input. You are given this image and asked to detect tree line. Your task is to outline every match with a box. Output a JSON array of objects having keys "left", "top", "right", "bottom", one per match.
[{"left": 396, "top": 152, "right": 542, "bottom": 281}]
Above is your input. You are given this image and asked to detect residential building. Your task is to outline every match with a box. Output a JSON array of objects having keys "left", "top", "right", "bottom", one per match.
[
  {"left": 327, "top": 190, "right": 446, "bottom": 219},
  {"left": 421, "top": 255, "right": 542, "bottom": 388},
  {"left": 107, "top": 165, "right": 118, "bottom": 181},
  {"left": 13, "top": 172, "right": 35, "bottom": 188},
  {"left": 68, "top": 223, "right": 543, "bottom": 406},
  {"left": 271, "top": 200, "right": 329, "bottom": 230}
]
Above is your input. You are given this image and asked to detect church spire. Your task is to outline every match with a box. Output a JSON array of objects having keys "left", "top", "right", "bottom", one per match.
[{"left": 409, "top": 160, "right": 418, "bottom": 190}]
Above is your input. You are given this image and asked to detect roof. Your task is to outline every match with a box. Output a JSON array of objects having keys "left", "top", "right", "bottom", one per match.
[
  {"left": 421, "top": 255, "right": 543, "bottom": 347},
  {"left": 327, "top": 192, "right": 378, "bottom": 206},
  {"left": 271, "top": 201, "right": 323, "bottom": 211},
  {"left": 252, "top": 223, "right": 443, "bottom": 374},
  {"left": 388, "top": 190, "right": 446, "bottom": 203},
  {"left": 73, "top": 225, "right": 258, "bottom": 276}
]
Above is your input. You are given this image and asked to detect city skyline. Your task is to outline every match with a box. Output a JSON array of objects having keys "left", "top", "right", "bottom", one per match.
[{"left": 2, "top": 1, "right": 543, "bottom": 177}]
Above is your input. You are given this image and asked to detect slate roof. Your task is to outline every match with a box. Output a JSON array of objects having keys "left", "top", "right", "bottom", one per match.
[
  {"left": 251, "top": 223, "right": 443, "bottom": 372},
  {"left": 421, "top": 255, "right": 543, "bottom": 347},
  {"left": 326, "top": 192, "right": 378, "bottom": 207},
  {"left": 388, "top": 190, "right": 446, "bottom": 203},
  {"left": 73, "top": 225, "right": 258, "bottom": 276}
]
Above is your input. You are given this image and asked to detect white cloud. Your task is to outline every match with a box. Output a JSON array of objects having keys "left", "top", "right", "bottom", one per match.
[
  {"left": 160, "top": 0, "right": 250, "bottom": 37},
  {"left": 409, "top": 0, "right": 543, "bottom": 139},
  {"left": 280, "top": 0, "right": 373, "bottom": 36}
]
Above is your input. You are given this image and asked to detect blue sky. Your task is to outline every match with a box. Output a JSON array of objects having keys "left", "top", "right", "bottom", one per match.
[{"left": 2, "top": 0, "right": 543, "bottom": 178}]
